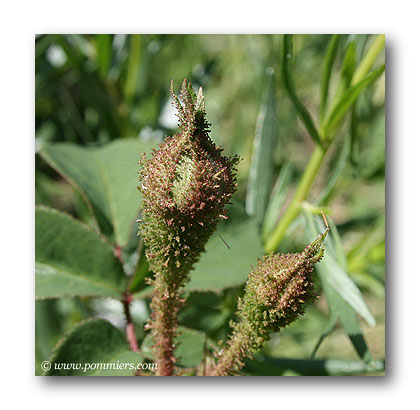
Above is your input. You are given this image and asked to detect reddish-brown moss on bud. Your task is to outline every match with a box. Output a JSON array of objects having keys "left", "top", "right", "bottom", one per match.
[
  {"left": 138, "top": 79, "right": 238, "bottom": 375},
  {"left": 210, "top": 230, "right": 328, "bottom": 376}
]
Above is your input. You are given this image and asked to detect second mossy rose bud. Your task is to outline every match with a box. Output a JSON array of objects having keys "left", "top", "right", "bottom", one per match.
[
  {"left": 240, "top": 229, "right": 328, "bottom": 334},
  {"left": 210, "top": 229, "right": 328, "bottom": 376}
]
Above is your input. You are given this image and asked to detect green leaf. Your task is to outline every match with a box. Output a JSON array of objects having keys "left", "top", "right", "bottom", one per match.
[
  {"left": 174, "top": 326, "right": 206, "bottom": 368},
  {"left": 35, "top": 300, "right": 62, "bottom": 368},
  {"left": 304, "top": 211, "right": 375, "bottom": 361},
  {"left": 179, "top": 292, "right": 231, "bottom": 334},
  {"left": 36, "top": 207, "right": 126, "bottom": 300},
  {"left": 45, "top": 318, "right": 146, "bottom": 376},
  {"left": 352, "top": 35, "right": 385, "bottom": 85},
  {"left": 322, "top": 64, "right": 385, "bottom": 140},
  {"left": 281, "top": 35, "right": 322, "bottom": 146},
  {"left": 96, "top": 34, "right": 112, "bottom": 79},
  {"left": 320, "top": 34, "right": 340, "bottom": 120},
  {"left": 246, "top": 67, "right": 277, "bottom": 225},
  {"left": 124, "top": 34, "right": 142, "bottom": 103},
  {"left": 305, "top": 212, "right": 376, "bottom": 326},
  {"left": 320, "top": 251, "right": 376, "bottom": 327},
  {"left": 321, "top": 280, "right": 373, "bottom": 363},
  {"left": 141, "top": 326, "right": 205, "bottom": 369},
  {"left": 327, "top": 40, "right": 357, "bottom": 114},
  {"left": 340, "top": 41, "right": 357, "bottom": 89},
  {"left": 39, "top": 139, "right": 157, "bottom": 246},
  {"left": 187, "top": 218, "right": 263, "bottom": 292}
]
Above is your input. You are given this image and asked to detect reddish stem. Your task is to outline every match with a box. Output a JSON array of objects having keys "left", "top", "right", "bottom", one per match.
[{"left": 123, "top": 292, "right": 139, "bottom": 353}]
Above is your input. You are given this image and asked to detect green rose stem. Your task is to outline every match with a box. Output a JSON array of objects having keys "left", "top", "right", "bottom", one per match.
[
  {"left": 265, "top": 34, "right": 384, "bottom": 254},
  {"left": 264, "top": 144, "right": 328, "bottom": 253},
  {"left": 138, "top": 80, "right": 238, "bottom": 376},
  {"left": 210, "top": 228, "right": 328, "bottom": 376}
]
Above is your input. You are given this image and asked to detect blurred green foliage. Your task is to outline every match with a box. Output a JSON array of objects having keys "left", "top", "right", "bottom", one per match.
[{"left": 35, "top": 34, "right": 385, "bottom": 376}]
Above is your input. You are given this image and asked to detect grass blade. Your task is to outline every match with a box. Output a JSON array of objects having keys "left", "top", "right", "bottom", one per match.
[
  {"left": 124, "top": 34, "right": 142, "bottom": 104},
  {"left": 96, "top": 34, "right": 112, "bottom": 79},
  {"left": 261, "top": 161, "right": 292, "bottom": 241},
  {"left": 322, "top": 64, "right": 385, "bottom": 140},
  {"left": 352, "top": 34, "right": 385, "bottom": 85},
  {"left": 246, "top": 67, "right": 277, "bottom": 225},
  {"left": 281, "top": 35, "right": 322, "bottom": 146},
  {"left": 304, "top": 211, "right": 376, "bottom": 326},
  {"left": 330, "top": 40, "right": 356, "bottom": 105},
  {"left": 320, "top": 34, "right": 340, "bottom": 121},
  {"left": 304, "top": 211, "right": 375, "bottom": 362},
  {"left": 322, "top": 280, "right": 373, "bottom": 363}
]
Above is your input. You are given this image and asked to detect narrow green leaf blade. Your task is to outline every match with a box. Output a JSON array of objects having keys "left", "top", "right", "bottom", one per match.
[
  {"left": 322, "top": 64, "right": 385, "bottom": 139},
  {"left": 282, "top": 35, "right": 322, "bottom": 145},
  {"left": 39, "top": 139, "right": 157, "bottom": 246},
  {"left": 96, "top": 34, "right": 112, "bottom": 79},
  {"left": 320, "top": 34, "right": 340, "bottom": 120},
  {"left": 124, "top": 34, "right": 142, "bottom": 103},
  {"left": 246, "top": 67, "right": 277, "bottom": 225},
  {"left": 262, "top": 161, "right": 292, "bottom": 240},
  {"left": 36, "top": 207, "right": 126, "bottom": 300},
  {"left": 320, "top": 251, "right": 376, "bottom": 327},
  {"left": 322, "top": 280, "right": 373, "bottom": 363},
  {"left": 305, "top": 212, "right": 376, "bottom": 326},
  {"left": 304, "top": 214, "right": 374, "bottom": 362},
  {"left": 352, "top": 34, "right": 385, "bottom": 85},
  {"left": 340, "top": 41, "right": 357, "bottom": 89},
  {"left": 44, "top": 318, "right": 145, "bottom": 376},
  {"left": 327, "top": 40, "right": 357, "bottom": 112}
]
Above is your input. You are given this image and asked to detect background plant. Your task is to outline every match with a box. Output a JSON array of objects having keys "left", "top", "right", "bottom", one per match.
[{"left": 35, "top": 34, "right": 385, "bottom": 376}]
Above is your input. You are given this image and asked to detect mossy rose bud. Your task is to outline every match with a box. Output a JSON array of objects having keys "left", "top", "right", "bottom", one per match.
[
  {"left": 138, "top": 79, "right": 238, "bottom": 279},
  {"left": 210, "top": 229, "right": 328, "bottom": 376}
]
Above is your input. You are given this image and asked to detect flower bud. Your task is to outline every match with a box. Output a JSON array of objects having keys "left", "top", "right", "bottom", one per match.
[
  {"left": 240, "top": 229, "right": 327, "bottom": 334},
  {"left": 138, "top": 79, "right": 238, "bottom": 280},
  {"left": 210, "top": 229, "right": 328, "bottom": 376}
]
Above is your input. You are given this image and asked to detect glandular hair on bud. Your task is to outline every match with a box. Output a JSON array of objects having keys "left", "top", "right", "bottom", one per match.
[{"left": 210, "top": 230, "right": 328, "bottom": 376}]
